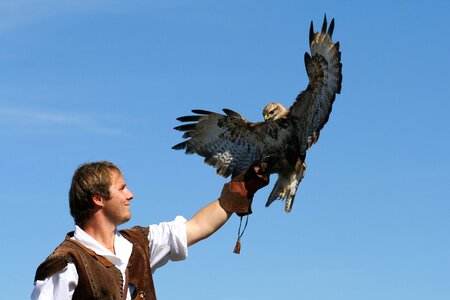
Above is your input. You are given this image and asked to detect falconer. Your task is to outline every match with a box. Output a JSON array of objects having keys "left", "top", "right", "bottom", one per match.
[{"left": 31, "top": 161, "right": 268, "bottom": 299}]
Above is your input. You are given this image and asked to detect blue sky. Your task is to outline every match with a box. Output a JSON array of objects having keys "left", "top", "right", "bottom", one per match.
[{"left": 1, "top": 1, "right": 449, "bottom": 299}]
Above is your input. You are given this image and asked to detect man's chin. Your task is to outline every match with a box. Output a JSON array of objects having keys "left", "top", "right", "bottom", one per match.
[{"left": 116, "top": 215, "right": 131, "bottom": 227}]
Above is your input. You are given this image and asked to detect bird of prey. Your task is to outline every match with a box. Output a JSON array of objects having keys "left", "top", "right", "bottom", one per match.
[{"left": 173, "top": 15, "right": 342, "bottom": 213}]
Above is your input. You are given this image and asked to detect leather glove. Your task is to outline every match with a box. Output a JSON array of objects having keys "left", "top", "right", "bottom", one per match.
[{"left": 219, "top": 165, "right": 270, "bottom": 216}]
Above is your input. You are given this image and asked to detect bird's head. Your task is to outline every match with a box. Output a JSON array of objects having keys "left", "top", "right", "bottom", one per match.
[{"left": 262, "top": 102, "right": 289, "bottom": 121}]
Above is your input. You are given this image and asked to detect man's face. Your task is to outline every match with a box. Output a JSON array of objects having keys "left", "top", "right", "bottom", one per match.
[{"left": 103, "top": 170, "right": 134, "bottom": 226}]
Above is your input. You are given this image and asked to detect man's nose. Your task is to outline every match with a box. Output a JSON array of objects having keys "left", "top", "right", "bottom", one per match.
[{"left": 126, "top": 188, "right": 134, "bottom": 200}]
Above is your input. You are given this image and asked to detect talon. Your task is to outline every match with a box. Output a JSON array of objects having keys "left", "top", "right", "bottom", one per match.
[{"left": 260, "top": 162, "right": 269, "bottom": 173}]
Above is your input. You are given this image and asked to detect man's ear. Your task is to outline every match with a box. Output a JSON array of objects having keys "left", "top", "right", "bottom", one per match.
[{"left": 92, "top": 194, "right": 105, "bottom": 208}]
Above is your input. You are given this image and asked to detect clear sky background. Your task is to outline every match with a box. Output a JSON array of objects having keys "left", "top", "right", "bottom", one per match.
[{"left": 1, "top": 1, "right": 449, "bottom": 299}]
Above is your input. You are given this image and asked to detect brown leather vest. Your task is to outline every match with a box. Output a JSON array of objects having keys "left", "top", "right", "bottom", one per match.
[{"left": 34, "top": 226, "right": 157, "bottom": 300}]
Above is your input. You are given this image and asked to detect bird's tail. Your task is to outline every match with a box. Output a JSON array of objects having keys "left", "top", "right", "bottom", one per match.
[{"left": 265, "top": 161, "right": 306, "bottom": 213}]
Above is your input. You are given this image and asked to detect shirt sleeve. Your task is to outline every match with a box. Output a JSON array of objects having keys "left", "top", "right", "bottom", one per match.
[
  {"left": 148, "top": 215, "right": 188, "bottom": 271},
  {"left": 31, "top": 263, "right": 78, "bottom": 300}
]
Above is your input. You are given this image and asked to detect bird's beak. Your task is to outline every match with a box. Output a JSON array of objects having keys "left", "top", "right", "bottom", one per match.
[{"left": 263, "top": 114, "right": 269, "bottom": 120}]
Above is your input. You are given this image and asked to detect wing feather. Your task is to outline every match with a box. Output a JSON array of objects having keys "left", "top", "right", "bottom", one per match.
[
  {"left": 289, "top": 15, "right": 342, "bottom": 149},
  {"left": 173, "top": 110, "right": 287, "bottom": 177},
  {"left": 176, "top": 115, "right": 201, "bottom": 122}
]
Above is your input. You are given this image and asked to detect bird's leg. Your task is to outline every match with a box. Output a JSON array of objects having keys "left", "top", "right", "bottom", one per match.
[{"left": 259, "top": 155, "right": 280, "bottom": 174}]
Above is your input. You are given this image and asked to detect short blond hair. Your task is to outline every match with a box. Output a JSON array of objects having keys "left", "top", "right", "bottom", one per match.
[{"left": 69, "top": 161, "right": 121, "bottom": 226}]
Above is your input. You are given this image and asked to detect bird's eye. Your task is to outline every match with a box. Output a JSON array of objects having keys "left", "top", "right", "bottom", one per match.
[{"left": 269, "top": 110, "right": 275, "bottom": 115}]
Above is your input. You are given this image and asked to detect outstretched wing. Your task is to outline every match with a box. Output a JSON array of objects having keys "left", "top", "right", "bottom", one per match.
[
  {"left": 173, "top": 109, "right": 287, "bottom": 177},
  {"left": 289, "top": 15, "right": 342, "bottom": 152}
]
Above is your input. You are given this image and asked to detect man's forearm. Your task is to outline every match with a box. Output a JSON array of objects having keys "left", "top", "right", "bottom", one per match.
[{"left": 185, "top": 200, "right": 232, "bottom": 246}]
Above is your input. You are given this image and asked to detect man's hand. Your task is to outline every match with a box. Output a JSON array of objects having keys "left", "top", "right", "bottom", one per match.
[{"left": 219, "top": 165, "right": 270, "bottom": 216}]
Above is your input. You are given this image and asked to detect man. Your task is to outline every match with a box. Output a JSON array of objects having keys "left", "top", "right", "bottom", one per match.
[{"left": 31, "top": 161, "right": 269, "bottom": 299}]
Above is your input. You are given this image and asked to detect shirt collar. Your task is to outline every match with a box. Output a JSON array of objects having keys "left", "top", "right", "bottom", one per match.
[{"left": 73, "top": 225, "right": 133, "bottom": 267}]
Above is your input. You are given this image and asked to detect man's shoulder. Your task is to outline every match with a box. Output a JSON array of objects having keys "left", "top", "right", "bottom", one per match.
[
  {"left": 34, "top": 238, "right": 79, "bottom": 282},
  {"left": 120, "top": 225, "right": 150, "bottom": 244}
]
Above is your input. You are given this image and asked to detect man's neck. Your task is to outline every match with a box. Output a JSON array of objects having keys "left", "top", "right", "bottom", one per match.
[{"left": 81, "top": 218, "right": 117, "bottom": 253}]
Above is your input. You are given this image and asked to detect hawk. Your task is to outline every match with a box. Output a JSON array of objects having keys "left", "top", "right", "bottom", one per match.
[{"left": 173, "top": 16, "right": 342, "bottom": 213}]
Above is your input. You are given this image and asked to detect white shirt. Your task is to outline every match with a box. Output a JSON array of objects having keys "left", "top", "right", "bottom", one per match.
[{"left": 31, "top": 216, "right": 188, "bottom": 300}]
